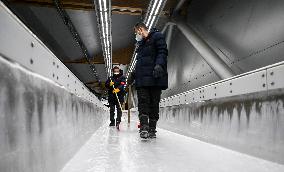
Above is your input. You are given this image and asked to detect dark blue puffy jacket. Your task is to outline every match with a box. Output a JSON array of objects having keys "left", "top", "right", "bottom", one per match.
[
  {"left": 105, "top": 74, "right": 126, "bottom": 103},
  {"left": 134, "top": 28, "right": 168, "bottom": 90}
]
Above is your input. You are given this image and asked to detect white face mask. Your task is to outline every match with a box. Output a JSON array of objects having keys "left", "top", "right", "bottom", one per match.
[{"left": 135, "top": 34, "right": 143, "bottom": 42}]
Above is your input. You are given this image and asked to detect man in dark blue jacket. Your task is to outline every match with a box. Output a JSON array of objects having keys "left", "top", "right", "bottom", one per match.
[
  {"left": 131, "top": 22, "right": 168, "bottom": 139},
  {"left": 105, "top": 66, "right": 126, "bottom": 127}
]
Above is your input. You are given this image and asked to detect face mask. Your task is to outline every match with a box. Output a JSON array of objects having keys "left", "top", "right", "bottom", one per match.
[
  {"left": 114, "top": 72, "right": 119, "bottom": 75},
  {"left": 135, "top": 33, "right": 143, "bottom": 42}
]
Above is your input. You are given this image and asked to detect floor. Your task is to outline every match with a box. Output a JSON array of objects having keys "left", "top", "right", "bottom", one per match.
[{"left": 61, "top": 116, "right": 284, "bottom": 172}]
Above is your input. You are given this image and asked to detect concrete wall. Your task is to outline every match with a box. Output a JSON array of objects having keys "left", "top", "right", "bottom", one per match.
[
  {"left": 158, "top": 89, "right": 284, "bottom": 164},
  {"left": 0, "top": 56, "right": 108, "bottom": 172},
  {"left": 162, "top": 0, "right": 284, "bottom": 98}
]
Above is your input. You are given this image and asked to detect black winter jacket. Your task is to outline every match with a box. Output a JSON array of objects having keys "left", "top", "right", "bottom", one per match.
[
  {"left": 105, "top": 74, "right": 126, "bottom": 103},
  {"left": 133, "top": 28, "right": 168, "bottom": 90}
]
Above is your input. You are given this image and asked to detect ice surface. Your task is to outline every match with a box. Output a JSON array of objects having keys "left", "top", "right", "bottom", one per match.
[{"left": 61, "top": 117, "right": 284, "bottom": 172}]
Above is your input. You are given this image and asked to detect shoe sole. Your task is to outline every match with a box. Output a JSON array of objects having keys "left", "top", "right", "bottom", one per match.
[{"left": 140, "top": 131, "right": 149, "bottom": 139}]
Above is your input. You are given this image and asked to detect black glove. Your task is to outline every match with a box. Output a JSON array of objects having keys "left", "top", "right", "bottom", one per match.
[
  {"left": 128, "top": 71, "right": 135, "bottom": 85},
  {"left": 153, "top": 64, "right": 164, "bottom": 78}
]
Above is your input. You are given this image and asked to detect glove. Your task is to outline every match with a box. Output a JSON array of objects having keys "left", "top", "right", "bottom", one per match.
[
  {"left": 153, "top": 64, "right": 164, "bottom": 78},
  {"left": 110, "top": 81, "right": 114, "bottom": 87},
  {"left": 127, "top": 72, "right": 135, "bottom": 85},
  {"left": 113, "top": 88, "right": 120, "bottom": 94}
]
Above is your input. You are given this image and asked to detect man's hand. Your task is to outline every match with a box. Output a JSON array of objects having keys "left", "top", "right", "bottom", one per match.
[
  {"left": 153, "top": 64, "right": 164, "bottom": 78},
  {"left": 113, "top": 88, "right": 120, "bottom": 94},
  {"left": 110, "top": 81, "right": 114, "bottom": 87},
  {"left": 128, "top": 72, "right": 135, "bottom": 85}
]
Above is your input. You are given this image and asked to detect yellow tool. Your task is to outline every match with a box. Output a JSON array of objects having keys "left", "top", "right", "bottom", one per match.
[{"left": 110, "top": 78, "right": 123, "bottom": 112}]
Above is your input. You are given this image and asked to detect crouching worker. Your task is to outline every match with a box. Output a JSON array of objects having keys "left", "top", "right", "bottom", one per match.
[{"left": 105, "top": 66, "right": 126, "bottom": 127}]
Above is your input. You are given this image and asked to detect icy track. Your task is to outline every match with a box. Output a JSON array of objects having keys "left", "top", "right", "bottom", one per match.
[{"left": 61, "top": 118, "right": 284, "bottom": 172}]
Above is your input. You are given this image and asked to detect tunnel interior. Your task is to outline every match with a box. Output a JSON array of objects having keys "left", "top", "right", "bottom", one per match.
[{"left": 1, "top": 0, "right": 284, "bottom": 172}]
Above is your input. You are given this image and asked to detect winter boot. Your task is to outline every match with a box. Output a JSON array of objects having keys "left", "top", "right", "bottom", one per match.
[
  {"left": 149, "top": 119, "right": 157, "bottom": 129},
  {"left": 149, "top": 129, "right": 157, "bottom": 138},
  {"left": 139, "top": 114, "right": 149, "bottom": 138},
  {"left": 109, "top": 120, "right": 115, "bottom": 126},
  {"left": 140, "top": 125, "right": 149, "bottom": 139},
  {"left": 149, "top": 119, "right": 157, "bottom": 138},
  {"left": 116, "top": 119, "right": 120, "bottom": 130}
]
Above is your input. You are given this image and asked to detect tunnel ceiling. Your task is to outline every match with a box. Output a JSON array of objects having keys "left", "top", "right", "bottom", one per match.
[{"left": 4, "top": 0, "right": 180, "bottom": 95}]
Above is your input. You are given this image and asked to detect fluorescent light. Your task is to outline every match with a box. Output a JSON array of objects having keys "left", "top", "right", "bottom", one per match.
[
  {"left": 105, "top": 38, "right": 109, "bottom": 50},
  {"left": 103, "top": 0, "right": 107, "bottom": 10},
  {"left": 146, "top": 0, "right": 159, "bottom": 26},
  {"left": 148, "top": 0, "right": 163, "bottom": 29},
  {"left": 97, "top": 0, "right": 112, "bottom": 76},
  {"left": 146, "top": 0, "right": 163, "bottom": 27},
  {"left": 104, "top": 14, "right": 109, "bottom": 36},
  {"left": 103, "top": 38, "right": 107, "bottom": 50},
  {"left": 100, "top": 13, "right": 105, "bottom": 36},
  {"left": 98, "top": 0, "right": 103, "bottom": 11}
]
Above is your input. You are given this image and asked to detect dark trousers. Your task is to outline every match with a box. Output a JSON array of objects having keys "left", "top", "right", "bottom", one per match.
[
  {"left": 137, "top": 87, "right": 162, "bottom": 130},
  {"left": 109, "top": 100, "right": 122, "bottom": 122}
]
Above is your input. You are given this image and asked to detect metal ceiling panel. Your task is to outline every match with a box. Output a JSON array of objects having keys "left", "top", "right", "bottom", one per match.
[
  {"left": 161, "top": 0, "right": 284, "bottom": 98},
  {"left": 111, "top": 14, "right": 141, "bottom": 51},
  {"left": 186, "top": 0, "right": 284, "bottom": 72},
  {"left": 66, "top": 63, "right": 108, "bottom": 82},
  {"left": 28, "top": 5, "right": 84, "bottom": 60}
]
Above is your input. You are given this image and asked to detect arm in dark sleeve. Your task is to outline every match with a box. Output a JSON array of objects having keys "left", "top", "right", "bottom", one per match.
[
  {"left": 127, "top": 70, "right": 136, "bottom": 85},
  {"left": 105, "top": 77, "right": 111, "bottom": 89},
  {"left": 153, "top": 32, "right": 168, "bottom": 66}
]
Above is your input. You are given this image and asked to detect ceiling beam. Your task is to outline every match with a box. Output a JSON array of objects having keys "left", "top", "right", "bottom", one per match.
[
  {"left": 7, "top": 0, "right": 142, "bottom": 16},
  {"left": 64, "top": 58, "right": 106, "bottom": 65},
  {"left": 112, "top": 0, "right": 149, "bottom": 9},
  {"left": 64, "top": 45, "right": 134, "bottom": 65},
  {"left": 7, "top": 0, "right": 171, "bottom": 16},
  {"left": 112, "top": 6, "right": 142, "bottom": 16},
  {"left": 8, "top": 0, "right": 94, "bottom": 10},
  {"left": 53, "top": 0, "right": 100, "bottom": 82}
]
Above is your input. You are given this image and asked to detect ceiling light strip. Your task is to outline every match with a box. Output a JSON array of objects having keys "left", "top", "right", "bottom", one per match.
[{"left": 95, "top": 0, "right": 112, "bottom": 77}]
